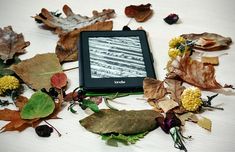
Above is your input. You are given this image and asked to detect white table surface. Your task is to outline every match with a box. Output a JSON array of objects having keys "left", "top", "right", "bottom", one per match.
[{"left": 0, "top": 0, "right": 235, "bottom": 152}]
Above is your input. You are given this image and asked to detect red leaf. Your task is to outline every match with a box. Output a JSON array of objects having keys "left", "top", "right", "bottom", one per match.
[{"left": 51, "top": 72, "right": 67, "bottom": 89}]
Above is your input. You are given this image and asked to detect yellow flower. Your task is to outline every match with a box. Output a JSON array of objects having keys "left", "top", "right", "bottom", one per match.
[
  {"left": 181, "top": 87, "right": 202, "bottom": 111},
  {"left": 168, "top": 48, "right": 181, "bottom": 58},
  {"left": 0, "top": 76, "right": 20, "bottom": 95},
  {"left": 169, "top": 36, "right": 186, "bottom": 48}
]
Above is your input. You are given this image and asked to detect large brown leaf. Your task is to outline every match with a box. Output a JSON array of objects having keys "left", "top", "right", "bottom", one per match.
[
  {"left": 168, "top": 54, "right": 222, "bottom": 89},
  {"left": 33, "top": 5, "right": 115, "bottom": 35},
  {"left": 181, "top": 32, "right": 232, "bottom": 51},
  {"left": 10, "top": 53, "right": 62, "bottom": 90},
  {"left": 80, "top": 109, "right": 162, "bottom": 134},
  {"left": 0, "top": 26, "right": 30, "bottom": 61},
  {"left": 143, "top": 77, "right": 167, "bottom": 99},
  {"left": 56, "top": 21, "right": 113, "bottom": 62}
]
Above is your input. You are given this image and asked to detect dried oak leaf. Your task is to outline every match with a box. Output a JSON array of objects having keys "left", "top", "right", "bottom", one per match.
[
  {"left": 33, "top": 5, "right": 115, "bottom": 35},
  {"left": 181, "top": 32, "right": 232, "bottom": 51},
  {"left": 165, "top": 78, "right": 185, "bottom": 104},
  {"left": 10, "top": 53, "right": 62, "bottom": 91},
  {"left": 80, "top": 109, "right": 163, "bottom": 135},
  {"left": 143, "top": 77, "right": 167, "bottom": 99},
  {"left": 168, "top": 54, "right": 222, "bottom": 89},
  {"left": 125, "top": 3, "right": 153, "bottom": 22},
  {"left": 0, "top": 26, "right": 30, "bottom": 62},
  {"left": 56, "top": 21, "right": 113, "bottom": 62}
]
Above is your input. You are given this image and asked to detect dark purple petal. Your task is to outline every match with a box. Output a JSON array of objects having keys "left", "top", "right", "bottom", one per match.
[{"left": 164, "top": 13, "right": 179, "bottom": 25}]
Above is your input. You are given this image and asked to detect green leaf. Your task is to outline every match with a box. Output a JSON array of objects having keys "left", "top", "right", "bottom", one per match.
[
  {"left": 102, "top": 132, "right": 148, "bottom": 145},
  {"left": 82, "top": 99, "right": 99, "bottom": 113},
  {"left": 20, "top": 91, "right": 55, "bottom": 119}
]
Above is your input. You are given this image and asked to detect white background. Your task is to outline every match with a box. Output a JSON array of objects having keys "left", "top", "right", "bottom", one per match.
[{"left": 0, "top": 0, "right": 235, "bottom": 152}]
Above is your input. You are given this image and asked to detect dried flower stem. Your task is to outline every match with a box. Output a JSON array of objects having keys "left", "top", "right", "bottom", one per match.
[{"left": 44, "top": 120, "right": 61, "bottom": 137}]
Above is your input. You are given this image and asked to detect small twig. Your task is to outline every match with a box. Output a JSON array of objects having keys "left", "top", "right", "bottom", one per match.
[
  {"left": 63, "top": 66, "right": 79, "bottom": 72},
  {"left": 44, "top": 120, "right": 61, "bottom": 137},
  {"left": 104, "top": 97, "right": 118, "bottom": 111}
]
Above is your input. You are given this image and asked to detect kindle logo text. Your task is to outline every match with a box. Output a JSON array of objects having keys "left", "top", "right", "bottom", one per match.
[{"left": 114, "top": 80, "right": 126, "bottom": 84}]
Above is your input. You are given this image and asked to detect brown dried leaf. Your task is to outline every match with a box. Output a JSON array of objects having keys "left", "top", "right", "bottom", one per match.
[
  {"left": 80, "top": 109, "right": 162, "bottom": 134},
  {"left": 125, "top": 3, "right": 153, "bottom": 22},
  {"left": 165, "top": 79, "right": 185, "bottom": 104},
  {"left": 56, "top": 21, "right": 113, "bottom": 62},
  {"left": 168, "top": 54, "right": 222, "bottom": 89},
  {"left": 0, "top": 108, "right": 21, "bottom": 121},
  {"left": 181, "top": 32, "right": 232, "bottom": 51},
  {"left": 33, "top": 5, "right": 115, "bottom": 34},
  {"left": 10, "top": 53, "right": 62, "bottom": 90},
  {"left": 197, "top": 117, "right": 212, "bottom": 131},
  {"left": 0, "top": 26, "right": 30, "bottom": 61},
  {"left": 15, "top": 96, "right": 28, "bottom": 111},
  {"left": 158, "top": 99, "right": 179, "bottom": 113},
  {"left": 143, "top": 77, "right": 167, "bottom": 99},
  {"left": 178, "top": 112, "right": 198, "bottom": 126},
  {"left": 201, "top": 56, "right": 219, "bottom": 65}
]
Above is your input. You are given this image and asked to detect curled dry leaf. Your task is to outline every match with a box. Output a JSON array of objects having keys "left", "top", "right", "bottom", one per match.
[
  {"left": 0, "top": 26, "right": 30, "bottom": 62},
  {"left": 143, "top": 77, "right": 167, "bottom": 99},
  {"left": 181, "top": 32, "right": 232, "bottom": 51},
  {"left": 56, "top": 21, "right": 113, "bottom": 62},
  {"left": 125, "top": 3, "right": 153, "bottom": 22},
  {"left": 80, "top": 109, "right": 162, "bottom": 135},
  {"left": 51, "top": 72, "right": 67, "bottom": 89},
  {"left": 10, "top": 53, "right": 63, "bottom": 90},
  {"left": 168, "top": 54, "right": 222, "bottom": 89},
  {"left": 33, "top": 5, "right": 115, "bottom": 35},
  {"left": 178, "top": 112, "right": 198, "bottom": 126}
]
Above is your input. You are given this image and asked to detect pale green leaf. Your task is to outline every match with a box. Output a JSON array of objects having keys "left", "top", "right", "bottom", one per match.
[{"left": 20, "top": 91, "right": 55, "bottom": 119}]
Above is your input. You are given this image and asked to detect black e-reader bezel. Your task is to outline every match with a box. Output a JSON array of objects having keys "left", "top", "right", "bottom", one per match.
[{"left": 79, "top": 30, "right": 156, "bottom": 92}]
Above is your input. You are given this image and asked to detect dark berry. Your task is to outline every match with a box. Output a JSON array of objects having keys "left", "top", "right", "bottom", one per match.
[
  {"left": 49, "top": 88, "right": 58, "bottom": 98},
  {"left": 164, "top": 13, "right": 179, "bottom": 25},
  {"left": 122, "top": 25, "right": 131, "bottom": 31},
  {"left": 41, "top": 88, "right": 48, "bottom": 93},
  {"left": 35, "top": 125, "right": 53, "bottom": 137}
]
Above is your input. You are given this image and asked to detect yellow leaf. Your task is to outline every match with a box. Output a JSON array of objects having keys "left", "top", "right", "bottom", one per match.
[{"left": 197, "top": 117, "right": 212, "bottom": 131}]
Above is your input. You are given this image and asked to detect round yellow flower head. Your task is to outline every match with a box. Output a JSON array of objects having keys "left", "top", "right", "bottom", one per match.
[
  {"left": 181, "top": 87, "right": 202, "bottom": 111},
  {"left": 0, "top": 76, "right": 20, "bottom": 95},
  {"left": 169, "top": 36, "right": 186, "bottom": 48},
  {"left": 168, "top": 48, "right": 181, "bottom": 58}
]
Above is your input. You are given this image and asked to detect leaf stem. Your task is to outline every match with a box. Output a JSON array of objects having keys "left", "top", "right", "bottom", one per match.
[
  {"left": 44, "top": 120, "right": 61, "bottom": 137},
  {"left": 63, "top": 66, "right": 79, "bottom": 72}
]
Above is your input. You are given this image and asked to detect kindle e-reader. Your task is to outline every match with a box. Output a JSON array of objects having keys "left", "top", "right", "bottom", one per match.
[{"left": 79, "top": 30, "right": 155, "bottom": 92}]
